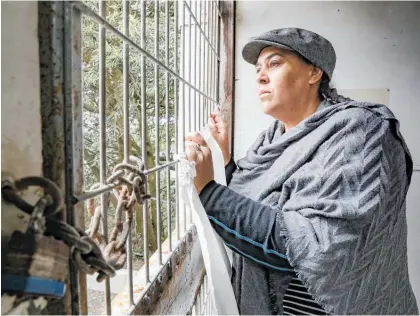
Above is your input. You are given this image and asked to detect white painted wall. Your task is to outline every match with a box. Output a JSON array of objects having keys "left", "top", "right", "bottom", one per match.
[
  {"left": 1, "top": 2, "right": 47, "bottom": 314},
  {"left": 234, "top": 1, "right": 420, "bottom": 304},
  {"left": 1, "top": 1, "right": 42, "bottom": 178}
]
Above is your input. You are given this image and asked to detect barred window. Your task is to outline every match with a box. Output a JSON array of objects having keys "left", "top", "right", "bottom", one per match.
[{"left": 46, "top": 1, "right": 229, "bottom": 314}]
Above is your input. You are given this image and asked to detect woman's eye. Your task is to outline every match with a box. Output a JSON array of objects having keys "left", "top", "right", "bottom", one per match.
[
  {"left": 269, "top": 60, "right": 280, "bottom": 67},
  {"left": 256, "top": 68, "right": 261, "bottom": 74}
]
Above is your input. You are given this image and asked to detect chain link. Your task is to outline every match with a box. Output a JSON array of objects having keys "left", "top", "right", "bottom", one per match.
[
  {"left": 2, "top": 175, "right": 63, "bottom": 216},
  {"left": 1, "top": 175, "right": 116, "bottom": 282},
  {"left": 86, "top": 156, "right": 151, "bottom": 271},
  {"left": 1, "top": 157, "right": 151, "bottom": 281}
]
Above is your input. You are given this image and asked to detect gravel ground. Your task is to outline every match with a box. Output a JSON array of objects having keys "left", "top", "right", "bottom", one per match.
[
  {"left": 86, "top": 256, "right": 144, "bottom": 315},
  {"left": 87, "top": 290, "right": 117, "bottom": 315}
]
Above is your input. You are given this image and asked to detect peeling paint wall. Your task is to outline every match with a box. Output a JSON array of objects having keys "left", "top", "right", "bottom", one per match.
[
  {"left": 234, "top": 1, "right": 420, "bottom": 304},
  {"left": 1, "top": 1, "right": 42, "bottom": 178},
  {"left": 1, "top": 2, "right": 46, "bottom": 314}
]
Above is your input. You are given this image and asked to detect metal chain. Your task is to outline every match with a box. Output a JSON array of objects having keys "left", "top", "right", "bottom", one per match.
[
  {"left": 86, "top": 156, "right": 151, "bottom": 270},
  {"left": 2, "top": 175, "right": 63, "bottom": 216},
  {"left": 1, "top": 157, "right": 152, "bottom": 280},
  {"left": 1, "top": 175, "right": 116, "bottom": 282}
]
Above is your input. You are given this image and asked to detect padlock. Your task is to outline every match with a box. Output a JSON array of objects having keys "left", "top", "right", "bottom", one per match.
[
  {"left": 2, "top": 196, "right": 68, "bottom": 297},
  {"left": 1, "top": 230, "right": 69, "bottom": 297}
]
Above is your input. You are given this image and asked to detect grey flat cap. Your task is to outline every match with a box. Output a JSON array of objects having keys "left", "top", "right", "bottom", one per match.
[{"left": 242, "top": 28, "right": 336, "bottom": 80}]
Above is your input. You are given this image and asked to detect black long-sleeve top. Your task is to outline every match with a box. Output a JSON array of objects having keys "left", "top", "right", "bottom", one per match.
[
  {"left": 198, "top": 157, "right": 293, "bottom": 272},
  {"left": 198, "top": 158, "right": 329, "bottom": 315}
]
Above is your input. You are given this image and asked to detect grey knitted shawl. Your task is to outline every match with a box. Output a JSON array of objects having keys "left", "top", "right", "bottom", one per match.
[{"left": 228, "top": 100, "right": 418, "bottom": 314}]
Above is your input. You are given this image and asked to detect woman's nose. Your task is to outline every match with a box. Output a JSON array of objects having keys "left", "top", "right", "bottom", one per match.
[{"left": 256, "top": 68, "right": 269, "bottom": 85}]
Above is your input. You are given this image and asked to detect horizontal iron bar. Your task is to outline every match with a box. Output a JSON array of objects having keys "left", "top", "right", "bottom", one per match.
[
  {"left": 183, "top": 1, "right": 220, "bottom": 61},
  {"left": 71, "top": 1, "right": 218, "bottom": 105},
  {"left": 72, "top": 160, "right": 180, "bottom": 204}
]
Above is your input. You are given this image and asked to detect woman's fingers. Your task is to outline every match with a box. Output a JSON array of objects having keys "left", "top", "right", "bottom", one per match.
[
  {"left": 209, "top": 112, "right": 230, "bottom": 165},
  {"left": 185, "top": 141, "right": 200, "bottom": 163},
  {"left": 210, "top": 111, "right": 227, "bottom": 131},
  {"left": 208, "top": 116, "right": 218, "bottom": 135},
  {"left": 185, "top": 140, "right": 209, "bottom": 164},
  {"left": 185, "top": 132, "right": 208, "bottom": 146}
]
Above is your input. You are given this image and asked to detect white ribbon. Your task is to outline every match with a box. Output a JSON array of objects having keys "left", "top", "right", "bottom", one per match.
[{"left": 177, "top": 126, "right": 238, "bottom": 315}]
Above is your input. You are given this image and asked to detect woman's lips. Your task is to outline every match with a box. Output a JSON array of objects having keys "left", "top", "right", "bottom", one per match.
[{"left": 259, "top": 91, "right": 271, "bottom": 98}]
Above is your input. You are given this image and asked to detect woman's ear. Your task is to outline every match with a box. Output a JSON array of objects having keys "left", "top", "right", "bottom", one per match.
[{"left": 309, "top": 66, "right": 323, "bottom": 85}]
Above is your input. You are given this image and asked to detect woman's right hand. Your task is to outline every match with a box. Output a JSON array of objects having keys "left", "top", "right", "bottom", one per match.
[{"left": 208, "top": 111, "right": 230, "bottom": 166}]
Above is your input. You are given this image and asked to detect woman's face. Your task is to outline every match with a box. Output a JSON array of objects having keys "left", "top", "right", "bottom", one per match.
[{"left": 255, "top": 46, "right": 318, "bottom": 119}]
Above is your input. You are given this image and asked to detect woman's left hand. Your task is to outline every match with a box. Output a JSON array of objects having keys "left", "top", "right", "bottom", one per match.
[{"left": 185, "top": 132, "right": 214, "bottom": 194}]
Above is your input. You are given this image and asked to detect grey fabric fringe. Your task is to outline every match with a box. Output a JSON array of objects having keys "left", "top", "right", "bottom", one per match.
[{"left": 228, "top": 99, "right": 418, "bottom": 314}]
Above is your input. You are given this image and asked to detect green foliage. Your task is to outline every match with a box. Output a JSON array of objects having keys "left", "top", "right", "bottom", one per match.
[{"left": 82, "top": 0, "right": 179, "bottom": 254}]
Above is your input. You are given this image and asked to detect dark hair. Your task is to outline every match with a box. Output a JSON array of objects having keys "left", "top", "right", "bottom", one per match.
[
  {"left": 318, "top": 73, "right": 352, "bottom": 104},
  {"left": 298, "top": 54, "right": 352, "bottom": 104}
]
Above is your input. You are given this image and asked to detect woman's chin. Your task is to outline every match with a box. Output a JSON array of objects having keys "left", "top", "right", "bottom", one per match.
[{"left": 261, "top": 102, "right": 276, "bottom": 115}]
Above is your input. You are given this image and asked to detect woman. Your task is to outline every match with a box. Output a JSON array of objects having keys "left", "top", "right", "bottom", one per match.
[{"left": 185, "top": 28, "right": 418, "bottom": 315}]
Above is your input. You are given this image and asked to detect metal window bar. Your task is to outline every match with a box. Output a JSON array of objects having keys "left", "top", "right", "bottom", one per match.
[
  {"left": 181, "top": 0, "right": 187, "bottom": 234},
  {"left": 193, "top": 1, "right": 198, "bottom": 132},
  {"left": 68, "top": 3, "right": 87, "bottom": 313},
  {"left": 184, "top": 1, "right": 220, "bottom": 61},
  {"left": 72, "top": 1, "right": 217, "bottom": 105},
  {"left": 140, "top": 0, "right": 149, "bottom": 286},
  {"left": 165, "top": 0, "right": 171, "bottom": 254},
  {"left": 196, "top": 1, "right": 200, "bottom": 130},
  {"left": 190, "top": 273, "right": 216, "bottom": 315},
  {"left": 98, "top": 2, "right": 112, "bottom": 314},
  {"left": 154, "top": 0, "right": 162, "bottom": 268},
  {"left": 122, "top": 0, "right": 135, "bottom": 308},
  {"left": 188, "top": 0, "right": 193, "bottom": 225},
  {"left": 174, "top": 0, "right": 180, "bottom": 243},
  {"left": 62, "top": 0, "right": 222, "bottom": 314}
]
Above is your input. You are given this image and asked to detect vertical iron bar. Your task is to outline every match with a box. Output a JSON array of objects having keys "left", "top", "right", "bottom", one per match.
[
  {"left": 216, "top": 0, "right": 221, "bottom": 104},
  {"left": 202, "top": 1, "right": 206, "bottom": 126},
  {"left": 201, "top": 1, "right": 205, "bottom": 127},
  {"left": 201, "top": 280, "right": 205, "bottom": 314},
  {"left": 214, "top": 0, "right": 217, "bottom": 106},
  {"left": 140, "top": 0, "right": 150, "bottom": 283},
  {"left": 174, "top": 0, "right": 180, "bottom": 242},
  {"left": 209, "top": 0, "right": 215, "bottom": 116},
  {"left": 202, "top": 1, "right": 206, "bottom": 124},
  {"left": 188, "top": 0, "right": 192, "bottom": 136},
  {"left": 208, "top": 1, "right": 212, "bottom": 106},
  {"left": 196, "top": 287, "right": 201, "bottom": 315},
  {"left": 154, "top": 0, "right": 162, "bottom": 266},
  {"left": 208, "top": 277, "right": 211, "bottom": 315},
  {"left": 209, "top": 0, "right": 213, "bottom": 118},
  {"left": 206, "top": 275, "right": 210, "bottom": 315},
  {"left": 165, "top": 0, "right": 172, "bottom": 251},
  {"left": 193, "top": 1, "right": 198, "bottom": 131},
  {"left": 188, "top": 0, "right": 193, "bottom": 224},
  {"left": 210, "top": 1, "right": 215, "bottom": 105},
  {"left": 204, "top": 0, "right": 209, "bottom": 123},
  {"left": 207, "top": 290, "right": 210, "bottom": 314},
  {"left": 203, "top": 1, "right": 207, "bottom": 125},
  {"left": 204, "top": 276, "right": 207, "bottom": 315},
  {"left": 64, "top": 3, "right": 86, "bottom": 314},
  {"left": 197, "top": 0, "right": 202, "bottom": 129},
  {"left": 207, "top": 1, "right": 212, "bottom": 117},
  {"left": 212, "top": 0, "right": 216, "bottom": 105},
  {"left": 213, "top": 0, "right": 219, "bottom": 108},
  {"left": 182, "top": 1, "right": 187, "bottom": 233},
  {"left": 98, "top": 1, "right": 112, "bottom": 314},
  {"left": 123, "top": 0, "right": 130, "bottom": 163},
  {"left": 63, "top": 3, "right": 81, "bottom": 314},
  {"left": 122, "top": 0, "right": 134, "bottom": 307}
]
